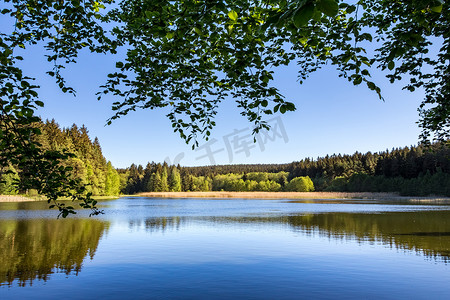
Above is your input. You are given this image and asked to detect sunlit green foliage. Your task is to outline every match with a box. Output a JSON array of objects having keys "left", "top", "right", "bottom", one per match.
[
  {"left": 120, "top": 141, "right": 448, "bottom": 196},
  {"left": 286, "top": 176, "right": 315, "bottom": 192},
  {"left": 105, "top": 162, "right": 121, "bottom": 196},
  {"left": 0, "top": 120, "right": 121, "bottom": 198},
  {"left": 123, "top": 168, "right": 290, "bottom": 192},
  {"left": 160, "top": 165, "right": 169, "bottom": 192},
  {"left": 168, "top": 166, "right": 182, "bottom": 192},
  {"left": 191, "top": 175, "right": 212, "bottom": 191},
  {"left": 0, "top": 0, "right": 117, "bottom": 216},
  {"left": 0, "top": 165, "right": 19, "bottom": 195}
]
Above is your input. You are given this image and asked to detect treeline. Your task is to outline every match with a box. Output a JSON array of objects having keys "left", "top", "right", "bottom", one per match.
[
  {"left": 185, "top": 143, "right": 450, "bottom": 180},
  {"left": 121, "top": 142, "right": 449, "bottom": 196},
  {"left": 291, "top": 142, "right": 450, "bottom": 196},
  {"left": 0, "top": 120, "right": 121, "bottom": 196},
  {"left": 119, "top": 164, "right": 314, "bottom": 193},
  {"left": 3, "top": 120, "right": 447, "bottom": 197}
]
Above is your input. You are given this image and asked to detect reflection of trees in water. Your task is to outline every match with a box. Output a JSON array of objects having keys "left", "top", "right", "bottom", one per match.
[
  {"left": 128, "top": 216, "right": 185, "bottom": 233},
  {"left": 134, "top": 211, "right": 450, "bottom": 263},
  {"left": 210, "top": 211, "right": 450, "bottom": 262},
  {"left": 288, "top": 211, "right": 450, "bottom": 263},
  {"left": 0, "top": 219, "right": 109, "bottom": 287}
]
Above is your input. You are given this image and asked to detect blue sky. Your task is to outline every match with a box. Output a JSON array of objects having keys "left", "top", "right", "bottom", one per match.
[{"left": 18, "top": 44, "right": 423, "bottom": 168}]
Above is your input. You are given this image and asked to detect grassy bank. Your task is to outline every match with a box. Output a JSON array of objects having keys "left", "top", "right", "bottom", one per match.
[
  {"left": 0, "top": 195, "right": 45, "bottom": 202},
  {"left": 136, "top": 191, "right": 450, "bottom": 200},
  {"left": 0, "top": 195, "right": 120, "bottom": 202}
]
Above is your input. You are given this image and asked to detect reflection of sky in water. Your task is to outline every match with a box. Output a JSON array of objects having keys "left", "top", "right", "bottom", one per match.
[{"left": 1, "top": 197, "right": 450, "bottom": 299}]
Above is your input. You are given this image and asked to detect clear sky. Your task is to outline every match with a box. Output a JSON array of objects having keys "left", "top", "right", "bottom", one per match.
[{"left": 18, "top": 43, "right": 424, "bottom": 168}]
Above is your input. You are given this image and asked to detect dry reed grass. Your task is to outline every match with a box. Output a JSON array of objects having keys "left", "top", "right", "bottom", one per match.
[
  {"left": 137, "top": 191, "right": 407, "bottom": 200},
  {"left": 0, "top": 195, "right": 45, "bottom": 202}
]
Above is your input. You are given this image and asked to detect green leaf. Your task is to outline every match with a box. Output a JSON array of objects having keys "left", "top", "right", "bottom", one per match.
[
  {"left": 388, "top": 61, "right": 395, "bottom": 71},
  {"left": 430, "top": 5, "right": 442, "bottom": 13},
  {"left": 227, "top": 25, "right": 234, "bottom": 34},
  {"left": 228, "top": 10, "right": 238, "bottom": 21},
  {"left": 367, "top": 81, "right": 376, "bottom": 90},
  {"left": 293, "top": 3, "right": 315, "bottom": 28},
  {"left": 317, "top": 0, "right": 339, "bottom": 17},
  {"left": 274, "top": 104, "right": 280, "bottom": 113},
  {"left": 353, "top": 75, "right": 362, "bottom": 85},
  {"left": 193, "top": 27, "right": 202, "bottom": 36}
]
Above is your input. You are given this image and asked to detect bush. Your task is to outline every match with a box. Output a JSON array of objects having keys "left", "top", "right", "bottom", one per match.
[{"left": 286, "top": 176, "right": 314, "bottom": 192}]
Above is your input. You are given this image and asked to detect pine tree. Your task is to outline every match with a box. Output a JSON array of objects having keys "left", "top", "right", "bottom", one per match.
[
  {"left": 168, "top": 167, "right": 182, "bottom": 192},
  {"left": 152, "top": 172, "right": 163, "bottom": 192},
  {"left": 161, "top": 166, "right": 169, "bottom": 192}
]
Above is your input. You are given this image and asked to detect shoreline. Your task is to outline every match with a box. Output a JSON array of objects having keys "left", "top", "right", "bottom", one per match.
[
  {"left": 136, "top": 191, "right": 450, "bottom": 201},
  {"left": 0, "top": 195, "right": 45, "bottom": 202},
  {"left": 0, "top": 195, "right": 120, "bottom": 203},
  {"left": 2, "top": 192, "right": 449, "bottom": 202}
]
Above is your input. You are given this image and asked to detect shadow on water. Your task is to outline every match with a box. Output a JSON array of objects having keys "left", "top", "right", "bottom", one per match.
[{"left": 0, "top": 218, "right": 110, "bottom": 287}]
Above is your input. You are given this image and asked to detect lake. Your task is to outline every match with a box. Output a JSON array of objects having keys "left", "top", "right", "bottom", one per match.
[{"left": 1, "top": 197, "right": 450, "bottom": 299}]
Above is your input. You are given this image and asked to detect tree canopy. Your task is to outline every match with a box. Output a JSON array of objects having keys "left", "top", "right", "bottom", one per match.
[
  {"left": 0, "top": 0, "right": 448, "bottom": 213},
  {"left": 101, "top": 0, "right": 449, "bottom": 144}
]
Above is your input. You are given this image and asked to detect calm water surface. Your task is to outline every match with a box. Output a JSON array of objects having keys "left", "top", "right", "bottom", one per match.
[{"left": 1, "top": 197, "right": 450, "bottom": 299}]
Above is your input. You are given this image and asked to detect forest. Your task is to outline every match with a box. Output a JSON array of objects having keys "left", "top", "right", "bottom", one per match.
[
  {"left": 1, "top": 121, "right": 449, "bottom": 197},
  {"left": 0, "top": 120, "right": 121, "bottom": 196},
  {"left": 121, "top": 141, "right": 450, "bottom": 196}
]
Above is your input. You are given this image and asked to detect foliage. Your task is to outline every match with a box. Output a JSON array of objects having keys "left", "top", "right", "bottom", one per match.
[
  {"left": 326, "top": 171, "right": 450, "bottom": 196},
  {"left": 168, "top": 166, "right": 182, "bottom": 192},
  {"left": 0, "top": 0, "right": 119, "bottom": 216},
  {"left": 105, "top": 162, "right": 121, "bottom": 195},
  {"left": 120, "top": 141, "right": 449, "bottom": 196},
  {"left": 0, "top": 164, "right": 19, "bottom": 194},
  {"left": 123, "top": 167, "right": 289, "bottom": 192},
  {"left": 286, "top": 176, "right": 315, "bottom": 192},
  {"left": 0, "top": 120, "right": 121, "bottom": 202},
  {"left": 100, "top": 0, "right": 449, "bottom": 145}
]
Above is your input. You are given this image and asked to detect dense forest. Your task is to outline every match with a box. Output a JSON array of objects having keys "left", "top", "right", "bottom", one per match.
[
  {"left": 121, "top": 142, "right": 450, "bottom": 196},
  {"left": 119, "top": 165, "right": 314, "bottom": 194},
  {"left": 0, "top": 120, "right": 121, "bottom": 196},
  {"left": 1, "top": 121, "right": 449, "bottom": 197}
]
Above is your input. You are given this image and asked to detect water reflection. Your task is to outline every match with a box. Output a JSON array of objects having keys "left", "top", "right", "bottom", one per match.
[
  {"left": 127, "top": 210, "right": 450, "bottom": 262},
  {"left": 128, "top": 216, "right": 186, "bottom": 233},
  {"left": 0, "top": 218, "right": 109, "bottom": 286},
  {"left": 1, "top": 198, "right": 450, "bottom": 291},
  {"left": 283, "top": 211, "right": 450, "bottom": 262}
]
